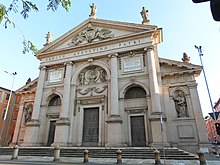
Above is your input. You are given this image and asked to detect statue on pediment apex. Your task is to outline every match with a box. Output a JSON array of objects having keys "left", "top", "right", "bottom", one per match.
[
  {"left": 89, "top": 3, "right": 97, "bottom": 19},
  {"left": 44, "top": 32, "right": 54, "bottom": 46}
]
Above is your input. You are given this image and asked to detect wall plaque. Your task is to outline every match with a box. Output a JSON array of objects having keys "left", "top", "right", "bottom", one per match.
[
  {"left": 48, "top": 70, "right": 63, "bottom": 83},
  {"left": 123, "top": 56, "right": 142, "bottom": 72}
]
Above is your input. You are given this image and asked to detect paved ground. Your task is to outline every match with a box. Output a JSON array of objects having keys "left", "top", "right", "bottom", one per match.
[{"left": 0, "top": 154, "right": 220, "bottom": 165}]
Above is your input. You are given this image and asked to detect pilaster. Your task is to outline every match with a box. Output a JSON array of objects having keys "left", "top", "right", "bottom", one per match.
[
  {"left": 188, "top": 83, "right": 209, "bottom": 145},
  {"left": 11, "top": 102, "right": 25, "bottom": 145},
  {"left": 21, "top": 66, "right": 47, "bottom": 146},
  {"left": 145, "top": 47, "right": 169, "bottom": 147},
  {"left": 53, "top": 62, "right": 73, "bottom": 146},
  {"left": 105, "top": 53, "right": 123, "bottom": 147}
]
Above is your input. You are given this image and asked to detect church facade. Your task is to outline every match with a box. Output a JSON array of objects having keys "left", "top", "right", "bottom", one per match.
[{"left": 12, "top": 7, "right": 208, "bottom": 153}]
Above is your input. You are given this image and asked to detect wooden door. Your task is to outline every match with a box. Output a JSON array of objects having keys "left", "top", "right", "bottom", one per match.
[
  {"left": 131, "top": 116, "right": 146, "bottom": 146},
  {"left": 82, "top": 108, "right": 99, "bottom": 146}
]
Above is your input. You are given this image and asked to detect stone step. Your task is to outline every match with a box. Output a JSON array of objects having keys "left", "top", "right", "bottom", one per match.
[{"left": 0, "top": 147, "right": 198, "bottom": 160}]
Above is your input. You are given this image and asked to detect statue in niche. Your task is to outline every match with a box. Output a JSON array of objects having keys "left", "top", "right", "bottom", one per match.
[
  {"left": 173, "top": 90, "right": 187, "bottom": 118},
  {"left": 24, "top": 106, "right": 32, "bottom": 123}
]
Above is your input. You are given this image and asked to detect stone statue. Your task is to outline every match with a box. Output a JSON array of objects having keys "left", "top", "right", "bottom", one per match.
[
  {"left": 89, "top": 3, "right": 97, "bottom": 19},
  {"left": 140, "top": 7, "right": 149, "bottom": 24},
  {"left": 44, "top": 32, "right": 54, "bottom": 46},
  {"left": 79, "top": 72, "right": 85, "bottom": 85},
  {"left": 26, "top": 78, "right": 31, "bottom": 85},
  {"left": 99, "top": 68, "right": 106, "bottom": 82},
  {"left": 24, "top": 106, "right": 32, "bottom": 123},
  {"left": 182, "top": 52, "right": 190, "bottom": 63},
  {"left": 173, "top": 91, "right": 187, "bottom": 118}
]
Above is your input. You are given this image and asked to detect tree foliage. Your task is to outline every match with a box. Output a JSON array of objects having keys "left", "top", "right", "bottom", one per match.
[{"left": 0, "top": 0, "right": 71, "bottom": 55}]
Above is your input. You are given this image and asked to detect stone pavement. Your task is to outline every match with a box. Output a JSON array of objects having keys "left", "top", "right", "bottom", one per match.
[{"left": 0, "top": 155, "right": 220, "bottom": 165}]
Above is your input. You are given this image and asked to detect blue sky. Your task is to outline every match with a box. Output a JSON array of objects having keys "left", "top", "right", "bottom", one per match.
[{"left": 0, "top": 0, "right": 220, "bottom": 116}]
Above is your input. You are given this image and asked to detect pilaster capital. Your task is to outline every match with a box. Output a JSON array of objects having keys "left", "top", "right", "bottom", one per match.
[
  {"left": 64, "top": 61, "right": 74, "bottom": 66},
  {"left": 144, "top": 46, "right": 154, "bottom": 53},
  {"left": 39, "top": 65, "right": 47, "bottom": 70},
  {"left": 108, "top": 53, "right": 118, "bottom": 58},
  {"left": 188, "top": 83, "right": 198, "bottom": 89}
]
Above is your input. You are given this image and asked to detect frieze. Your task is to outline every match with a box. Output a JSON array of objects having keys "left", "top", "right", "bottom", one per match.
[
  {"left": 42, "top": 38, "right": 146, "bottom": 63},
  {"left": 162, "top": 74, "right": 192, "bottom": 85}
]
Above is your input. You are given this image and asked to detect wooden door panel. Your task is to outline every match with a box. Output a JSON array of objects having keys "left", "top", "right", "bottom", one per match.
[
  {"left": 82, "top": 108, "right": 99, "bottom": 146},
  {"left": 131, "top": 116, "right": 146, "bottom": 146}
]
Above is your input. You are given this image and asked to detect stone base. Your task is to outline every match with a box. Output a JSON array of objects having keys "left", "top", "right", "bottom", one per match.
[
  {"left": 51, "top": 142, "right": 69, "bottom": 147},
  {"left": 20, "top": 142, "right": 44, "bottom": 147},
  {"left": 105, "top": 142, "right": 126, "bottom": 147}
]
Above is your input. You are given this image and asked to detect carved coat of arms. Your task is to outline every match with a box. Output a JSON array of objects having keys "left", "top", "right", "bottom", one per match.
[{"left": 71, "top": 24, "right": 114, "bottom": 45}]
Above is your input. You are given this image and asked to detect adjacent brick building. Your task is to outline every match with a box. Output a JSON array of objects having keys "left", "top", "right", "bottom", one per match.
[
  {"left": 204, "top": 98, "right": 220, "bottom": 143},
  {"left": 0, "top": 87, "right": 19, "bottom": 146}
]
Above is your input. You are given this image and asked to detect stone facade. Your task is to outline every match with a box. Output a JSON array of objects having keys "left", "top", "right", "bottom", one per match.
[{"left": 12, "top": 17, "right": 208, "bottom": 153}]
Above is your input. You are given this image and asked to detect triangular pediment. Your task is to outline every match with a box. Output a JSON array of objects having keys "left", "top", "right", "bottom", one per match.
[
  {"left": 16, "top": 78, "right": 38, "bottom": 94},
  {"left": 159, "top": 57, "right": 202, "bottom": 77},
  {"left": 38, "top": 18, "right": 158, "bottom": 55}
]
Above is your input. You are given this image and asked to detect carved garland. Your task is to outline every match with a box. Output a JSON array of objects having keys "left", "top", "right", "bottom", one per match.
[{"left": 77, "top": 86, "right": 107, "bottom": 96}]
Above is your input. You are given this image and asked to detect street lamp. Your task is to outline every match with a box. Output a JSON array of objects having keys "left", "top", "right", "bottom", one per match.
[
  {"left": 3, "top": 71, "right": 17, "bottom": 120},
  {"left": 194, "top": 45, "right": 217, "bottom": 121},
  {"left": 0, "top": 71, "right": 17, "bottom": 146}
]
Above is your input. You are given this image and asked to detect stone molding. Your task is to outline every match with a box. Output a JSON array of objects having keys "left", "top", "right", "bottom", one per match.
[
  {"left": 25, "top": 119, "right": 40, "bottom": 127},
  {"left": 149, "top": 112, "right": 167, "bottom": 121},
  {"left": 56, "top": 118, "right": 70, "bottom": 126},
  {"left": 106, "top": 115, "right": 123, "bottom": 123}
]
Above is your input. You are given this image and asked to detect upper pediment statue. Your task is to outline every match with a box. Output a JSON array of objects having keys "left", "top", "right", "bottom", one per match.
[
  {"left": 70, "top": 24, "right": 114, "bottom": 46},
  {"left": 89, "top": 3, "right": 97, "bottom": 19}
]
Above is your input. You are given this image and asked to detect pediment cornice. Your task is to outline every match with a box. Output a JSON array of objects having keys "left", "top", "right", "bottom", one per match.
[
  {"left": 159, "top": 57, "right": 202, "bottom": 77},
  {"left": 37, "top": 18, "right": 161, "bottom": 60}
]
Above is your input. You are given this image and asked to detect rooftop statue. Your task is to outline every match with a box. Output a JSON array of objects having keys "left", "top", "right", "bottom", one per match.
[
  {"left": 140, "top": 7, "right": 150, "bottom": 25},
  {"left": 89, "top": 3, "right": 97, "bottom": 19},
  {"left": 44, "top": 32, "right": 54, "bottom": 46}
]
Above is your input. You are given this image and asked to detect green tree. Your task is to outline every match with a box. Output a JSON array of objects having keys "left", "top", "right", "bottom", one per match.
[{"left": 0, "top": 0, "right": 71, "bottom": 54}]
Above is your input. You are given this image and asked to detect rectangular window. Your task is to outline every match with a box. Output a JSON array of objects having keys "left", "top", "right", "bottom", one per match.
[
  {"left": 6, "top": 93, "right": 10, "bottom": 100},
  {"left": 2, "top": 108, "right": 6, "bottom": 119}
]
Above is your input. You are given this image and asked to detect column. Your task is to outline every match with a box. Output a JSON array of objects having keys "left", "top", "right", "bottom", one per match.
[
  {"left": 105, "top": 53, "right": 123, "bottom": 147},
  {"left": 53, "top": 62, "right": 73, "bottom": 146},
  {"left": 22, "top": 66, "right": 47, "bottom": 146},
  {"left": 145, "top": 47, "right": 169, "bottom": 146}
]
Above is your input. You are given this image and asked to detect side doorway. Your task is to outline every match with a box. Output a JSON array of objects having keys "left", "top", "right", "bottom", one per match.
[{"left": 47, "top": 120, "right": 56, "bottom": 146}]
